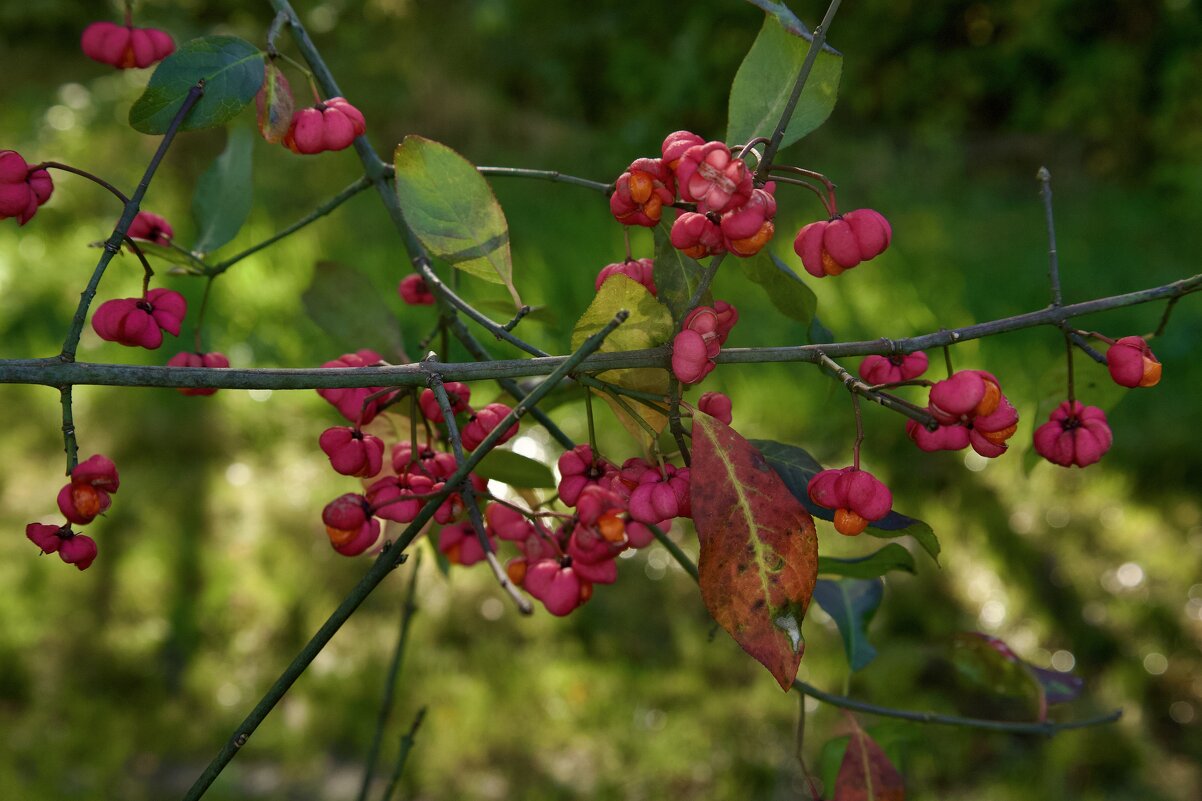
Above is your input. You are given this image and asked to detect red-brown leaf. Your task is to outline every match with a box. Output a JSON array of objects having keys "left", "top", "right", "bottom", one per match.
[
  {"left": 691, "top": 415, "right": 818, "bottom": 690},
  {"left": 834, "top": 724, "right": 905, "bottom": 801},
  {"left": 256, "top": 61, "right": 294, "bottom": 144}
]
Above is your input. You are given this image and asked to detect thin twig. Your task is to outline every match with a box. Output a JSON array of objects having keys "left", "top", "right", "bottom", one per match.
[
  {"left": 6, "top": 271, "right": 1199, "bottom": 391},
  {"left": 668, "top": 375, "right": 691, "bottom": 466},
  {"left": 379, "top": 706, "right": 427, "bottom": 801},
  {"left": 356, "top": 554, "right": 422, "bottom": 801},
  {"left": 209, "top": 175, "right": 373, "bottom": 275},
  {"left": 427, "top": 365, "right": 533, "bottom": 614},
  {"left": 476, "top": 165, "right": 612, "bottom": 194},
  {"left": 815, "top": 351, "right": 939, "bottom": 431},
  {"left": 1038, "top": 167, "right": 1062, "bottom": 307},
  {"left": 59, "top": 82, "right": 205, "bottom": 363},
  {"left": 754, "top": 0, "right": 844, "bottom": 182},
  {"left": 37, "top": 162, "right": 131, "bottom": 205},
  {"left": 1151, "top": 296, "right": 1180, "bottom": 339},
  {"left": 55, "top": 81, "right": 204, "bottom": 474}
]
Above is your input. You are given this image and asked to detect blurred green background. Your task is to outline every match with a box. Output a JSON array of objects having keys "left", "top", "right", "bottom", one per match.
[{"left": 2, "top": 1, "right": 1201, "bottom": 799}]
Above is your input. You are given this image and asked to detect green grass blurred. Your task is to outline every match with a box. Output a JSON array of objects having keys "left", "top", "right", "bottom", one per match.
[{"left": 1, "top": 2, "right": 1201, "bottom": 799}]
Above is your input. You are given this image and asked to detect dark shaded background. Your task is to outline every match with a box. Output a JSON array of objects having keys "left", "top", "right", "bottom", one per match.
[{"left": 1, "top": 1, "right": 1201, "bottom": 799}]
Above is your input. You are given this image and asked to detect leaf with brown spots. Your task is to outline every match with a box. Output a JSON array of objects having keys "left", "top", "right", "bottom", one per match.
[
  {"left": 691, "top": 414, "right": 818, "bottom": 690},
  {"left": 834, "top": 719, "right": 905, "bottom": 801}
]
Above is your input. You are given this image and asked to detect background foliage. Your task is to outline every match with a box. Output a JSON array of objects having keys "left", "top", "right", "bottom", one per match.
[{"left": 1, "top": 1, "right": 1201, "bottom": 799}]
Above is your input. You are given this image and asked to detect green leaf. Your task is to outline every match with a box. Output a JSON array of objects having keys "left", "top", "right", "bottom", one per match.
[
  {"left": 130, "top": 36, "right": 265, "bottom": 134},
  {"left": 393, "top": 136, "right": 521, "bottom": 307},
  {"left": 692, "top": 415, "right": 819, "bottom": 690},
  {"left": 818, "top": 544, "right": 915, "bottom": 579},
  {"left": 652, "top": 223, "right": 708, "bottom": 322},
  {"left": 864, "top": 517, "right": 941, "bottom": 565},
  {"left": 191, "top": 127, "right": 254, "bottom": 256},
  {"left": 726, "top": 14, "right": 842, "bottom": 150},
  {"left": 743, "top": 252, "right": 817, "bottom": 326},
  {"left": 302, "top": 261, "right": 404, "bottom": 359},
  {"left": 473, "top": 449, "right": 556, "bottom": 489},
  {"left": 750, "top": 439, "right": 941, "bottom": 563},
  {"left": 812, "top": 578, "right": 883, "bottom": 672},
  {"left": 571, "top": 275, "right": 673, "bottom": 446}
]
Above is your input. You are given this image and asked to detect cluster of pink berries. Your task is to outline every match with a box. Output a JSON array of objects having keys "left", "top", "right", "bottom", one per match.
[
  {"left": 1029, "top": 334, "right": 1161, "bottom": 468},
  {"left": 907, "top": 369, "right": 1020, "bottom": 458},
  {"left": 610, "top": 131, "right": 778, "bottom": 260},
  {"left": 26, "top": 454, "right": 121, "bottom": 570},
  {"left": 81, "top": 20, "right": 174, "bottom": 70},
  {"left": 856, "top": 331, "right": 1162, "bottom": 470},
  {"left": 313, "top": 357, "right": 521, "bottom": 558}
]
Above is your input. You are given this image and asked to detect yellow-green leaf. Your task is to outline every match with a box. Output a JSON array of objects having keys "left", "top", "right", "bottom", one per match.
[{"left": 393, "top": 135, "right": 521, "bottom": 307}]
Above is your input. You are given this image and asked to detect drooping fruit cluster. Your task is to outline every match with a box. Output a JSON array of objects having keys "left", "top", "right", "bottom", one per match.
[
  {"left": 398, "top": 274, "right": 436, "bottom": 306},
  {"left": 313, "top": 370, "right": 521, "bottom": 559},
  {"left": 0, "top": 151, "right": 53, "bottom": 226},
  {"left": 610, "top": 132, "right": 779, "bottom": 259},
  {"left": 793, "top": 209, "right": 892, "bottom": 278},
  {"left": 1107, "top": 336, "right": 1161, "bottom": 388},
  {"left": 284, "top": 97, "right": 367, "bottom": 155},
  {"left": 595, "top": 258, "right": 657, "bottom": 296},
  {"left": 671, "top": 302, "right": 738, "bottom": 385},
  {"left": 807, "top": 466, "right": 893, "bottom": 536},
  {"left": 1033, "top": 401, "right": 1113, "bottom": 468},
  {"left": 907, "top": 370, "right": 1018, "bottom": 457},
  {"left": 81, "top": 20, "right": 174, "bottom": 70},
  {"left": 858, "top": 351, "right": 928, "bottom": 385},
  {"left": 92, "top": 288, "right": 187, "bottom": 350},
  {"left": 487, "top": 446, "right": 696, "bottom": 615},
  {"left": 26, "top": 454, "right": 121, "bottom": 570}
]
